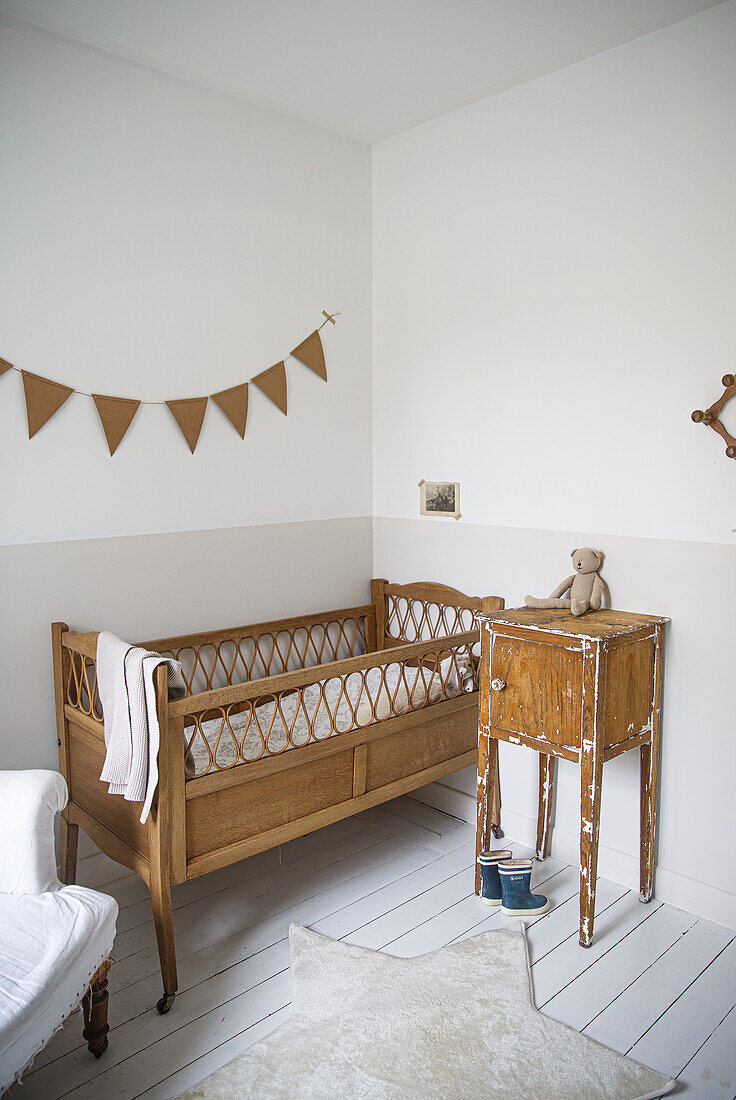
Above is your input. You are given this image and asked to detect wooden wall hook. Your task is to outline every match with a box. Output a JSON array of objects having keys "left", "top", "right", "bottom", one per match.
[{"left": 692, "top": 373, "right": 736, "bottom": 460}]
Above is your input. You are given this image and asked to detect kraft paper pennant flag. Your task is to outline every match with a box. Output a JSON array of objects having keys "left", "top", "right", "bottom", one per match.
[
  {"left": 166, "top": 397, "right": 208, "bottom": 453},
  {"left": 211, "top": 382, "right": 249, "bottom": 438},
  {"left": 0, "top": 357, "right": 12, "bottom": 378},
  {"left": 22, "top": 370, "right": 74, "bottom": 438},
  {"left": 92, "top": 393, "right": 141, "bottom": 456},
  {"left": 252, "top": 362, "right": 287, "bottom": 415},
  {"left": 291, "top": 330, "right": 327, "bottom": 381}
]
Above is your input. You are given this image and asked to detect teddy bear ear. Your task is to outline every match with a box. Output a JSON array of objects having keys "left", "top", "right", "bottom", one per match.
[{"left": 570, "top": 548, "right": 578, "bottom": 557}]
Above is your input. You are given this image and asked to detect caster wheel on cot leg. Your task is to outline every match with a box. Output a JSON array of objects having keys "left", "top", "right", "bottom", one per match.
[
  {"left": 491, "top": 824, "right": 504, "bottom": 840},
  {"left": 157, "top": 992, "right": 176, "bottom": 1014}
]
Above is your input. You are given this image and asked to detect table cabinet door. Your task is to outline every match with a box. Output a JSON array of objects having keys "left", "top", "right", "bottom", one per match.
[{"left": 491, "top": 634, "right": 584, "bottom": 751}]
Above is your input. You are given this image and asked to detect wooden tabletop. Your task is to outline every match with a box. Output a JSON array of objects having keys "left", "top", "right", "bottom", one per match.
[{"left": 479, "top": 607, "right": 669, "bottom": 640}]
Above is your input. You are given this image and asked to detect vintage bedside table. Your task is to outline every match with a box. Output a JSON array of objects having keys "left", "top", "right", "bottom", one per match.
[{"left": 475, "top": 603, "right": 668, "bottom": 947}]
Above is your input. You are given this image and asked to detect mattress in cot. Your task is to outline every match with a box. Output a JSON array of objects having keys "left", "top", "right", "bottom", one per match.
[{"left": 188, "top": 655, "right": 468, "bottom": 776}]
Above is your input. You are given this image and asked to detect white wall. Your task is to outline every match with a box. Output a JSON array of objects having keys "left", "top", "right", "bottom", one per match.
[
  {"left": 0, "top": 18, "right": 374, "bottom": 778},
  {"left": 373, "top": 3, "right": 736, "bottom": 926},
  {"left": 0, "top": 16, "right": 372, "bottom": 545},
  {"left": 373, "top": 2, "right": 736, "bottom": 545},
  {"left": 3, "top": 4, "right": 736, "bottom": 930}
]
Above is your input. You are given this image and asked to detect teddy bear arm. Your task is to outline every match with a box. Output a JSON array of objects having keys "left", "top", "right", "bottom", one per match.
[{"left": 549, "top": 575, "right": 575, "bottom": 599}]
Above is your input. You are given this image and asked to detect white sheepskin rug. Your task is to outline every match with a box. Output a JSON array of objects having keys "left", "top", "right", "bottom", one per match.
[{"left": 177, "top": 923, "right": 674, "bottom": 1099}]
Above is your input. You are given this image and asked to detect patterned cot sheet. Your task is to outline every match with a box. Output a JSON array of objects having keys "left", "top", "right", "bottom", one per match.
[{"left": 187, "top": 654, "right": 470, "bottom": 776}]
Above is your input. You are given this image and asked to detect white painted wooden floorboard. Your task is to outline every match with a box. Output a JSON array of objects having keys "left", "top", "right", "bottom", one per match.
[
  {"left": 13, "top": 843, "right": 434, "bottom": 1099},
  {"left": 310, "top": 844, "right": 474, "bottom": 941},
  {"left": 384, "top": 853, "right": 566, "bottom": 958},
  {"left": 448, "top": 863, "right": 581, "bottom": 946},
  {"left": 674, "top": 1003, "right": 736, "bottom": 1098},
  {"left": 107, "top": 835, "right": 405, "bottom": 993},
  {"left": 27, "top": 828, "right": 426, "bottom": 1079},
  {"left": 627, "top": 938, "right": 736, "bottom": 1078},
  {"left": 67, "top": 970, "right": 294, "bottom": 1100},
  {"left": 116, "top": 816, "right": 375, "bottom": 933},
  {"left": 10, "top": 804, "right": 736, "bottom": 1100},
  {"left": 138, "top": 1007, "right": 291, "bottom": 1100},
  {"left": 361, "top": 803, "right": 474, "bottom": 855},
  {"left": 583, "top": 918, "right": 735, "bottom": 1053},
  {"left": 542, "top": 903, "right": 698, "bottom": 1030},
  {"left": 383, "top": 795, "right": 466, "bottom": 835},
  {"left": 525, "top": 878, "right": 627, "bottom": 965},
  {"left": 531, "top": 895, "right": 666, "bottom": 1007},
  {"left": 343, "top": 865, "right": 475, "bottom": 950},
  {"left": 33, "top": 818, "right": 377, "bottom": 1069}
]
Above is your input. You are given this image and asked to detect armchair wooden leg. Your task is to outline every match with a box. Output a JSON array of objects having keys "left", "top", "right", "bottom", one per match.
[
  {"left": 60, "top": 816, "right": 79, "bottom": 885},
  {"left": 82, "top": 959, "right": 110, "bottom": 1058}
]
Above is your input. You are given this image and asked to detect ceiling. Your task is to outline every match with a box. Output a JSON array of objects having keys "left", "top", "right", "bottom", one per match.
[{"left": 0, "top": 0, "right": 727, "bottom": 142}]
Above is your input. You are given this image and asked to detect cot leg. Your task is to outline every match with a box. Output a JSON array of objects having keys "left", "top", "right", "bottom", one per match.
[
  {"left": 150, "top": 875, "right": 178, "bottom": 1013},
  {"left": 82, "top": 959, "right": 110, "bottom": 1058},
  {"left": 60, "top": 816, "right": 79, "bottom": 885},
  {"left": 536, "top": 754, "right": 556, "bottom": 860}
]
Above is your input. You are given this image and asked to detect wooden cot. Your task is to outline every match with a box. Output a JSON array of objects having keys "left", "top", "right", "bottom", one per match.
[{"left": 52, "top": 579, "right": 504, "bottom": 1012}]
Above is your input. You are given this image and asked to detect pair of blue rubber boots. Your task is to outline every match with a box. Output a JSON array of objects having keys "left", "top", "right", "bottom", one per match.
[{"left": 478, "top": 850, "right": 549, "bottom": 917}]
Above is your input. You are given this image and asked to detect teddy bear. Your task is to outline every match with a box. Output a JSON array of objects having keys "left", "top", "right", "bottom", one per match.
[{"left": 525, "top": 548, "right": 604, "bottom": 617}]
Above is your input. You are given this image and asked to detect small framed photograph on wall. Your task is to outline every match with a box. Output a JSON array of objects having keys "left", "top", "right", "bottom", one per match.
[{"left": 419, "top": 480, "right": 461, "bottom": 520}]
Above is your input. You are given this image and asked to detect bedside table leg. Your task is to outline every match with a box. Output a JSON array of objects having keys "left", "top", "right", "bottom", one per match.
[
  {"left": 579, "top": 741, "right": 604, "bottom": 947},
  {"left": 475, "top": 735, "right": 500, "bottom": 894},
  {"left": 641, "top": 625, "right": 663, "bottom": 904},
  {"left": 640, "top": 739, "right": 658, "bottom": 902},
  {"left": 536, "top": 754, "right": 556, "bottom": 860}
]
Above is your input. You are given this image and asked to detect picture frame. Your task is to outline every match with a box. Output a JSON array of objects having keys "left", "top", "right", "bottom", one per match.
[{"left": 419, "top": 480, "right": 461, "bottom": 520}]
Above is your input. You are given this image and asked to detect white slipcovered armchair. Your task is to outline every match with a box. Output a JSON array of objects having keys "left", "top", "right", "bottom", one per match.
[{"left": 0, "top": 771, "right": 118, "bottom": 1094}]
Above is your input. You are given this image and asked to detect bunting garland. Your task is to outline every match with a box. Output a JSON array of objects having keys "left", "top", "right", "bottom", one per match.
[
  {"left": 93, "top": 394, "right": 141, "bottom": 456},
  {"left": 211, "top": 383, "right": 249, "bottom": 438},
  {"left": 22, "top": 371, "right": 74, "bottom": 438},
  {"left": 0, "top": 310, "right": 338, "bottom": 455},
  {"left": 291, "top": 330, "right": 327, "bottom": 381},
  {"left": 252, "top": 362, "right": 288, "bottom": 415}
]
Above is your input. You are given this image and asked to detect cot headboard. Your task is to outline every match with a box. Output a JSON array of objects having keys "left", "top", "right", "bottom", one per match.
[{"left": 370, "top": 578, "right": 503, "bottom": 649}]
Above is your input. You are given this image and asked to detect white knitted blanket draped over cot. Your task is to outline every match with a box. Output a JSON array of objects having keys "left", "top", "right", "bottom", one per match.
[{"left": 96, "top": 631, "right": 186, "bottom": 823}]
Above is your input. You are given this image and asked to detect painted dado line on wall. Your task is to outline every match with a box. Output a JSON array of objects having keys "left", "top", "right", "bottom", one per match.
[{"left": 0, "top": 16, "right": 372, "bottom": 546}]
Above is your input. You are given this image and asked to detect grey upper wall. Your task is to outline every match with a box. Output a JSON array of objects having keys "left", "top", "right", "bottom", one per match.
[{"left": 0, "top": 15, "right": 372, "bottom": 546}]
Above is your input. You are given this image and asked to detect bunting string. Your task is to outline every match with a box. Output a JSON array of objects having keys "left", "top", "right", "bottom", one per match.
[{"left": 0, "top": 310, "right": 338, "bottom": 455}]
